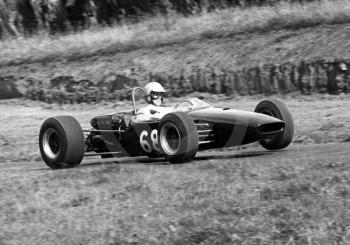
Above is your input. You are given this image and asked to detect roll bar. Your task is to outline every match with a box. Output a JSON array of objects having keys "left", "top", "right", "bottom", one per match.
[{"left": 132, "top": 87, "right": 145, "bottom": 115}]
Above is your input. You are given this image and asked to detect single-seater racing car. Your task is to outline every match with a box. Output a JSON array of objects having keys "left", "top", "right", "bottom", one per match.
[{"left": 39, "top": 87, "right": 294, "bottom": 169}]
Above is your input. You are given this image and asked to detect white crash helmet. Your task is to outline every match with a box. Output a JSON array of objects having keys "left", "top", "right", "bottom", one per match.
[
  {"left": 144, "top": 82, "right": 166, "bottom": 106},
  {"left": 339, "top": 62, "right": 347, "bottom": 71}
]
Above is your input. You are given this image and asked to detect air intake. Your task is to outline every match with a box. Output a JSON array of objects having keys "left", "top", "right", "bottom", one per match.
[{"left": 257, "top": 122, "right": 285, "bottom": 135}]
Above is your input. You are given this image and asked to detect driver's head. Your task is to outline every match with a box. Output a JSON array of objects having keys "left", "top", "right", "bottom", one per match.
[{"left": 144, "top": 82, "right": 166, "bottom": 106}]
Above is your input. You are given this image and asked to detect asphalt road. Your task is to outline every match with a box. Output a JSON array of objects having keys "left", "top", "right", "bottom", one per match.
[{"left": 0, "top": 142, "right": 349, "bottom": 171}]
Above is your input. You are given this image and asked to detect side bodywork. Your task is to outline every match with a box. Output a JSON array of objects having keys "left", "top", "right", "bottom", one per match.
[{"left": 85, "top": 107, "right": 285, "bottom": 157}]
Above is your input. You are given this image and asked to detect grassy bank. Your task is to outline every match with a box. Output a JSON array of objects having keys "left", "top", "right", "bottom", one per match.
[{"left": 0, "top": 0, "right": 350, "bottom": 66}]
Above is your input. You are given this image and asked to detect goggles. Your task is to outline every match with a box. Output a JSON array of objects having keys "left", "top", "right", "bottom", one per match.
[{"left": 150, "top": 91, "right": 165, "bottom": 100}]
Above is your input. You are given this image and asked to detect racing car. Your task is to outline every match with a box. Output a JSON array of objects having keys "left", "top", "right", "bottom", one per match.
[{"left": 39, "top": 87, "right": 294, "bottom": 169}]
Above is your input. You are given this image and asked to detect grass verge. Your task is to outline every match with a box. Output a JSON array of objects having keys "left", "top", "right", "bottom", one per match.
[{"left": 0, "top": 143, "right": 349, "bottom": 244}]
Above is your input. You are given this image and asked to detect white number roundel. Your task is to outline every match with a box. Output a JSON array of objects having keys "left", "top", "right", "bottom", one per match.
[{"left": 140, "top": 129, "right": 159, "bottom": 153}]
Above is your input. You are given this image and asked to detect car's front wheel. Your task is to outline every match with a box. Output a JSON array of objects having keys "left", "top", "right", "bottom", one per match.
[
  {"left": 254, "top": 99, "right": 294, "bottom": 150},
  {"left": 158, "top": 112, "right": 198, "bottom": 163},
  {"left": 39, "top": 116, "right": 85, "bottom": 169}
]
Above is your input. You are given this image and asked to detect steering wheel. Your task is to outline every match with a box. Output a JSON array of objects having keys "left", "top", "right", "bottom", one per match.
[{"left": 174, "top": 100, "right": 194, "bottom": 109}]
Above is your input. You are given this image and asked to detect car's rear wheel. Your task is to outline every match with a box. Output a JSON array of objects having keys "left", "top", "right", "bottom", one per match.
[
  {"left": 158, "top": 112, "right": 198, "bottom": 163},
  {"left": 254, "top": 99, "right": 294, "bottom": 150},
  {"left": 39, "top": 116, "right": 85, "bottom": 169}
]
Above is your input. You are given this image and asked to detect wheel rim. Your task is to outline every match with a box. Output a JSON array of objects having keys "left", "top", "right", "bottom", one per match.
[
  {"left": 160, "top": 122, "right": 181, "bottom": 155},
  {"left": 42, "top": 128, "right": 61, "bottom": 159},
  {"left": 259, "top": 108, "right": 276, "bottom": 143}
]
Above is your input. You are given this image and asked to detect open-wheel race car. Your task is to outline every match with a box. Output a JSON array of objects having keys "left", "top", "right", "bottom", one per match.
[{"left": 39, "top": 87, "right": 294, "bottom": 169}]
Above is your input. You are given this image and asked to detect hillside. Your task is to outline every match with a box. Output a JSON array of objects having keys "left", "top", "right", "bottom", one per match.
[
  {"left": 0, "top": 0, "right": 350, "bottom": 87},
  {"left": 1, "top": 23, "right": 350, "bottom": 87},
  {"left": 1, "top": 2, "right": 350, "bottom": 244}
]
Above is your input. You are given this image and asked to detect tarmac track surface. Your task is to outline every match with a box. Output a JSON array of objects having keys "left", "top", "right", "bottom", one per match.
[{"left": 0, "top": 142, "right": 349, "bottom": 172}]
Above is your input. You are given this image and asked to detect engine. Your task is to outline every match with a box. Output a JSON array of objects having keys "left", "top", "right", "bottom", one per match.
[
  {"left": 86, "top": 114, "right": 127, "bottom": 153},
  {"left": 90, "top": 114, "right": 126, "bottom": 130}
]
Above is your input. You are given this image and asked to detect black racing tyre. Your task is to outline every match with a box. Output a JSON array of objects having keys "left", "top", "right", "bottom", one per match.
[
  {"left": 158, "top": 112, "right": 198, "bottom": 163},
  {"left": 254, "top": 99, "right": 294, "bottom": 150},
  {"left": 39, "top": 116, "right": 85, "bottom": 169}
]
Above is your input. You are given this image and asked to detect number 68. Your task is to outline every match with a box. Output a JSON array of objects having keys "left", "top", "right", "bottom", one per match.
[{"left": 140, "top": 129, "right": 160, "bottom": 153}]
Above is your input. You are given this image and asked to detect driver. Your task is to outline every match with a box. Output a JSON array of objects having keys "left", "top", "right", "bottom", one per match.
[{"left": 132, "top": 82, "right": 173, "bottom": 122}]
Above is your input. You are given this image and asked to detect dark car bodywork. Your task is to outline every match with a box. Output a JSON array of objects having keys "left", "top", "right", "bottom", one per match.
[{"left": 84, "top": 97, "right": 285, "bottom": 158}]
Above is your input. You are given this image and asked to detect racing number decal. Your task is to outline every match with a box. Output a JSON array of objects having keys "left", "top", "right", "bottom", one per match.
[
  {"left": 140, "top": 131, "right": 152, "bottom": 153},
  {"left": 150, "top": 130, "right": 161, "bottom": 152},
  {"left": 140, "top": 130, "right": 160, "bottom": 153}
]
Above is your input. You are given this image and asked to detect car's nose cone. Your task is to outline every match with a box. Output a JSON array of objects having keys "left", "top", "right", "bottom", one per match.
[{"left": 189, "top": 107, "right": 283, "bottom": 126}]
